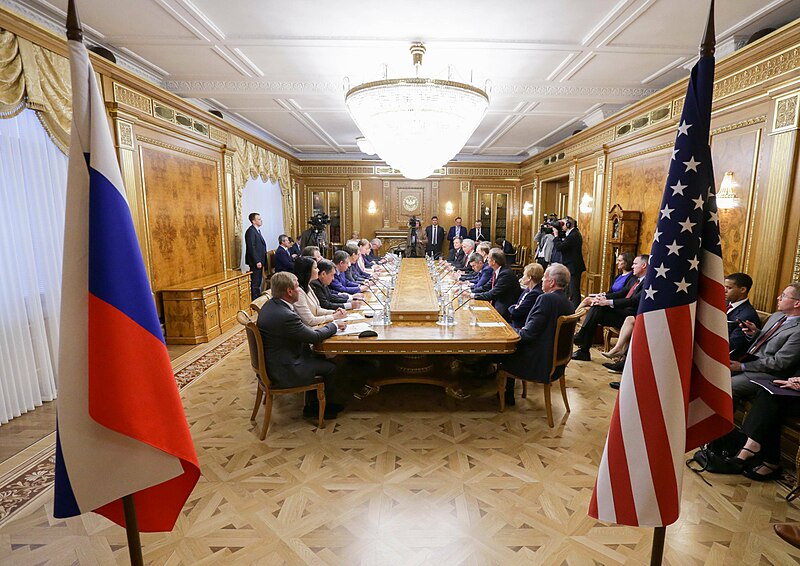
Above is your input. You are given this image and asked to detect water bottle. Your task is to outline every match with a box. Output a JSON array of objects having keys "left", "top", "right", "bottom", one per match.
[
  {"left": 383, "top": 302, "right": 391, "bottom": 325},
  {"left": 446, "top": 302, "right": 455, "bottom": 326}
]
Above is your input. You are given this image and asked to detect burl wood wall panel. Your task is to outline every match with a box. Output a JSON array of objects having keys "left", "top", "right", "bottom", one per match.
[
  {"left": 578, "top": 167, "right": 596, "bottom": 263},
  {"left": 141, "top": 146, "right": 223, "bottom": 289},
  {"left": 609, "top": 151, "right": 671, "bottom": 256}
]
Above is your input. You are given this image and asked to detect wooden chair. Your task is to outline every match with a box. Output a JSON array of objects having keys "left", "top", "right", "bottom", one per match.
[
  {"left": 510, "top": 245, "right": 528, "bottom": 274},
  {"left": 249, "top": 290, "right": 271, "bottom": 314},
  {"left": 602, "top": 326, "right": 620, "bottom": 352},
  {"left": 236, "top": 310, "right": 326, "bottom": 439},
  {"left": 496, "top": 307, "right": 586, "bottom": 427}
]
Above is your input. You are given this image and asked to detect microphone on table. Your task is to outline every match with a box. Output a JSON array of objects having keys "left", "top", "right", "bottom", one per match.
[
  {"left": 441, "top": 287, "right": 469, "bottom": 311},
  {"left": 453, "top": 296, "right": 473, "bottom": 313}
]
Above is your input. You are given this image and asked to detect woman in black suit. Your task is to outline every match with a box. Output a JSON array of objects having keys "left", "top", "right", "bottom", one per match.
[{"left": 506, "top": 263, "right": 544, "bottom": 329}]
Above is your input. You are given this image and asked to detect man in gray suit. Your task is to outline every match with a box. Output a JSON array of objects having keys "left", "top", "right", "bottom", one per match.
[
  {"left": 730, "top": 281, "right": 800, "bottom": 401},
  {"left": 257, "top": 272, "right": 347, "bottom": 419}
]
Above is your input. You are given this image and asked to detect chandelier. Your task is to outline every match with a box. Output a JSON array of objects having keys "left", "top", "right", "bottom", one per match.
[{"left": 345, "top": 43, "right": 489, "bottom": 180}]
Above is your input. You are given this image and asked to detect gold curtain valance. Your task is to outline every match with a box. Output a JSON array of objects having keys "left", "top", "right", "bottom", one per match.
[
  {"left": 230, "top": 134, "right": 291, "bottom": 191},
  {"left": 0, "top": 28, "right": 71, "bottom": 153}
]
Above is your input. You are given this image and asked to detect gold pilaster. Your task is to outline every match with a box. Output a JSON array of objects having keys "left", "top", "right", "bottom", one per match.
[
  {"left": 382, "top": 181, "right": 391, "bottom": 228},
  {"left": 351, "top": 179, "right": 361, "bottom": 235},
  {"left": 223, "top": 151, "right": 238, "bottom": 269},
  {"left": 460, "top": 181, "right": 470, "bottom": 222},
  {"left": 568, "top": 163, "right": 576, "bottom": 215}
]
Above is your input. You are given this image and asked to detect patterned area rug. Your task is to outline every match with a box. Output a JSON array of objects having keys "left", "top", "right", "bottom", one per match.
[{"left": 0, "top": 330, "right": 246, "bottom": 527}]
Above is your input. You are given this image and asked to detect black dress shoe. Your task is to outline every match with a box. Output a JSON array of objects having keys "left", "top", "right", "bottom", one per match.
[
  {"left": 743, "top": 463, "right": 781, "bottom": 482},
  {"left": 603, "top": 360, "right": 625, "bottom": 374},
  {"left": 571, "top": 349, "right": 591, "bottom": 361},
  {"left": 609, "top": 381, "right": 620, "bottom": 390}
]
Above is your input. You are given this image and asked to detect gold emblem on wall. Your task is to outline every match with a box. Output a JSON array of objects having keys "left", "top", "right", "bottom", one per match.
[{"left": 402, "top": 194, "right": 419, "bottom": 212}]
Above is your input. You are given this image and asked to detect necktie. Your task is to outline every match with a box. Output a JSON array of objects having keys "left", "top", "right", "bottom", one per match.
[
  {"left": 432, "top": 228, "right": 437, "bottom": 245},
  {"left": 478, "top": 230, "right": 482, "bottom": 239},
  {"left": 747, "top": 315, "right": 787, "bottom": 355},
  {"left": 726, "top": 302, "right": 732, "bottom": 312},
  {"left": 625, "top": 280, "right": 640, "bottom": 298},
  {"left": 491, "top": 270, "right": 496, "bottom": 287}
]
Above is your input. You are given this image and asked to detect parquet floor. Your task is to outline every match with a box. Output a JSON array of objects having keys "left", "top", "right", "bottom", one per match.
[{"left": 2, "top": 349, "right": 800, "bottom": 565}]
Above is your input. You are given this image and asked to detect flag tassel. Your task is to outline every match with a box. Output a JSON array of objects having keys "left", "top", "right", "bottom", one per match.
[
  {"left": 650, "top": 526, "right": 666, "bottom": 566},
  {"left": 122, "top": 495, "right": 144, "bottom": 566}
]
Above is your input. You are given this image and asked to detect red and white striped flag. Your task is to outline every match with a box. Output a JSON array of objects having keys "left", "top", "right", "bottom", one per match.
[{"left": 589, "top": 49, "right": 733, "bottom": 527}]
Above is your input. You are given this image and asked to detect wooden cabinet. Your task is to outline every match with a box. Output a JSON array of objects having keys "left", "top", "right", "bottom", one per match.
[{"left": 161, "top": 270, "right": 251, "bottom": 344}]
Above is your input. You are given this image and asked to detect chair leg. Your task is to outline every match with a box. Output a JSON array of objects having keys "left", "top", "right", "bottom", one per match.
[
  {"left": 559, "top": 377, "right": 570, "bottom": 413},
  {"left": 317, "top": 385, "right": 326, "bottom": 429},
  {"left": 260, "top": 394, "right": 273, "bottom": 440},
  {"left": 543, "top": 382, "right": 554, "bottom": 428},
  {"left": 521, "top": 381, "right": 528, "bottom": 399},
  {"left": 251, "top": 387, "right": 263, "bottom": 421},
  {"left": 496, "top": 372, "right": 507, "bottom": 411}
]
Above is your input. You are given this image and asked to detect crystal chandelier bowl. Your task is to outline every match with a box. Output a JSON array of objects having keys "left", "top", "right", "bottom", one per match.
[{"left": 345, "top": 45, "right": 489, "bottom": 180}]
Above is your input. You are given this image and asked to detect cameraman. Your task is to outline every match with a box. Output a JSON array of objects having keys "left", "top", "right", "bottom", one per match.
[
  {"left": 405, "top": 217, "right": 427, "bottom": 258},
  {"left": 552, "top": 216, "right": 585, "bottom": 308},
  {"left": 533, "top": 217, "right": 555, "bottom": 269}
]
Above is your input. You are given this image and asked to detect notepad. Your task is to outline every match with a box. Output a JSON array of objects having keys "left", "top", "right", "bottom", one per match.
[
  {"left": 338, "top": 322, "right": 374, "bottom": 335},
  {"left": 343, "top": 313, "right": 365, "bottom": 321},
  {"left": 477, "top": 322, "right": 505, "bottom": 327},
  {"left": 470, "top": 306, "right": 491, "bottom": 311}
]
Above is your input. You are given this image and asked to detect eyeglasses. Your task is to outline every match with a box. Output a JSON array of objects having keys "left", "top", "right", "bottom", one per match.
[{"left": 779, "top": 292, "right": 800, "bottom": 301}]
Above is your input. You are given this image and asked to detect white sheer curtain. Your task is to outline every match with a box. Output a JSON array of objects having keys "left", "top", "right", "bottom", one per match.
[
  {"left": 239, "top": 176, "right": 285, "bottom": 272},
  {"left": 0, "top": 109, "right": 67, "bottom": 425}
]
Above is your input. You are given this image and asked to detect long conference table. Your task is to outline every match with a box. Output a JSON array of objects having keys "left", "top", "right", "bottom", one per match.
[{"left": 314, "top": 258, "right": 520, "bottom": 398}]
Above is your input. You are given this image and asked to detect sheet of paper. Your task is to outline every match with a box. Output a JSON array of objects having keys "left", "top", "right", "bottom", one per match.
[
  {"left": 338, "top": 322, "right": 374, "bottom": 335},
  {"left": 477, "top": 322, "right": 505, "bottom": 327},
  {"left": 343, "top": 313, "right": 365, "bottom": 321},
  {"left": 470, "top": 306, "right": 491, "bottom": 311}
]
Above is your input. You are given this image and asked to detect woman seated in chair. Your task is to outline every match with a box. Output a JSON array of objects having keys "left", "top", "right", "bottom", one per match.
[
  {"left": 724, "top": 376, "right": 800, "bottom": 481},
  {"left": 294, "top": 256, "right": 348, "bottom": 327},
  {"left": 578, "top": 253, "right": 635, "bottom": 310},
  {"left": 506, "top": 263, "right": 544, "bottom": 330}
]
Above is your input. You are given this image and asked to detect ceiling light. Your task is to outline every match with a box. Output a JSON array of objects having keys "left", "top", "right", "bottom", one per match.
[{"left": 345, "top": 43, "right": 489, "bottom": 180}]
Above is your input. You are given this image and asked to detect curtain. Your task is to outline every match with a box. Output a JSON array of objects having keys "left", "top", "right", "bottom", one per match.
[{"left": 0, "top": 108, "right": 67, "bottom": 424}]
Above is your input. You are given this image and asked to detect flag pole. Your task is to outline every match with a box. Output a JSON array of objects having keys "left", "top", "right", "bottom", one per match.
[
  {"left": 123, "top": 495, "right": 145, "bottom": 566},
  {"left": 65, "top": 2, "right": 146, "bottom": 563},
  {"left": 647, "top": 4, "right": 713, "bottom": 566}
]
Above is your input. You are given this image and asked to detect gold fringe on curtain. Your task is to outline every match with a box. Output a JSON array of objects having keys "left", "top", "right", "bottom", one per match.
[
  {"left": 230, "top": 134, "right": 293, "bottom": 242},
  {"left": 0, "top": 28, "right": 72, "bottom": 154}
]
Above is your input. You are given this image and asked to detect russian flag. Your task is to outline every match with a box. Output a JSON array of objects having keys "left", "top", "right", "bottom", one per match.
[{"left": 53, "top": 25, "right": 200, "bottom": 531}]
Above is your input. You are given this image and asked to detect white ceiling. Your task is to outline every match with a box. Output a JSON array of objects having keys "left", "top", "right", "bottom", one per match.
[{"left": 8, "top": 0, "right": 800, "bottom": 162}]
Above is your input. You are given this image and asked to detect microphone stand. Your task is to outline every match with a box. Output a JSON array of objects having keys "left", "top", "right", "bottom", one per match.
[{"left": 453, "top": 296, "right": 473, "bottom": 313}]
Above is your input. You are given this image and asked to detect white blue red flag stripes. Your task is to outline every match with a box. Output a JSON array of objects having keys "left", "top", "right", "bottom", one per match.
[
  {"left": 589, "top": 52, "right": 733, "bottom": 527},
  {"left": 54, "top": 37, "right": 199, "bottom": 531}
]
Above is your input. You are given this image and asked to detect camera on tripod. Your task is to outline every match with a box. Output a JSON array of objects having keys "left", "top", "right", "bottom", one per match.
[{"left": 309, "top": 212, "right": 331, "bottom": 234}]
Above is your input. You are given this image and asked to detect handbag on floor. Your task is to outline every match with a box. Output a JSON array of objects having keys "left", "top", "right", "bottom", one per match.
[{"left": 686, "top": 428, "right": 747, "bottom": 475}]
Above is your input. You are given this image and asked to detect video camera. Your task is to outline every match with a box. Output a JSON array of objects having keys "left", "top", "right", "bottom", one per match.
[
  {"left": 540, "top": 213, "right": 562, "bottom": 234},
  {"left": 308, "top": 212, "right": 331, "bottom": 233},
  {"left": 408, "top": 215, "right": 419, "bottom": 228}
]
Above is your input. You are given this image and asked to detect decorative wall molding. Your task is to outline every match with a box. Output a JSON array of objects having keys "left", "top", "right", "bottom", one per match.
[
  {"left": 112, "top": 82, "right": 152, "bottom": 115},
  {"left": 711, "top": 115, "right": 767, "bottom": 136},
  {"left": 116, "top": 120, "right": 134, "bottom": 149},
  {"left": 446, "top": 167, "right": 519, "bottom": 178},
  {"left": 300, "top": 165, "right": 376, "bottom": 175},
  {"left": 209, "top": 125, "right": 228, "bottom": 144},
  {"left": 774, "top": 94, "right": 800, "bottom": 133},
  {"left": 135, "top": 135, "right": 219, "bottom": 162},
  {"left": 714, "top": 46, "right": 800, "bottom": 101},
  {"left": 614, "top": 103, "right": 672, "bottom": 140}
]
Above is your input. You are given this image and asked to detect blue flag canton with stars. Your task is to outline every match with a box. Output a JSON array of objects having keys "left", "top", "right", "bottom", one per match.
[{"left": 639, "top": 56, "right": 719, "bottom": 316}]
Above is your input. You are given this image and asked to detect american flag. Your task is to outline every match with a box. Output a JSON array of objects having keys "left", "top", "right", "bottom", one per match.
[{"left": 589, "top": 52, "right": 733, "bottom": 527}]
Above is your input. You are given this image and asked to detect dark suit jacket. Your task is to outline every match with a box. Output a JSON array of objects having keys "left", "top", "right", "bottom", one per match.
[
  {"left": 501, "top": 290, "right": 575, "bottom": 382},
  {"left": 606, "top": 276, "right": 645, "bottom": 317},
  {"left": 274, "top": 246, "right": 294, "bottom": 273},
  {"left": 331, "top": 270, "right": 360, "bottom": 295},
  {"left": 257, "top": 297, "right": 336, "bottom": 388},
  {"left": 310, "top": 279, "right": 349, "bottom": 310},
  {"left": 468, "top": 227, "right": 488, "bottom": 242},
  {"left": 244, "top": 225, "right": 266, "bottom": 271},
  {"left": 447, "top": 225, "right": 467, "bottom": 249},
  {"left": 288, "top": 242, "right": 301, "bottom": 256},
  {"left": 471, "top": 263, "right": 494, "bottom": 292},
  {"left": 553, "top": 229, "right": 585, "bottom": 274},
  {"left": 448, "top": 248, "right": 466, "bottom": 269},
  {"left": 500, "top": 240, "right": 516, "bottom": 264},
  {"left": 473, "top": 265, "right": 522, "bottom": 319},
  {"left": 728, "top": 300, "right": 760, "bottom": 356},
  {"left": 507, "top": 284, "right": 543, "bottom": 329},
  {"left": 425, "top": 225, "right": 446, "bottom": 256}
]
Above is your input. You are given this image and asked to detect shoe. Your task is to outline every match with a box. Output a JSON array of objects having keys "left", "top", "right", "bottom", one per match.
[
  {"left": 603, "top": 360, "right": 624, "bottom": 374},
  {"left": 775, "top": 523, "right": 800, "bottom": 549},
  {"left": 609, "top": 381, "right": 620, "bottom": 390},
  {"left": 724, "top": 447, "right": 761, "bottom": 473},
  {"left": 571, "top": 349, "right": 591, "bottom": 361},
  {"left": 601, "top": 351, "right": 620, "bottom": 360},
  {"left": 742, "top": 463, "right": 781, "bottom": 482}
]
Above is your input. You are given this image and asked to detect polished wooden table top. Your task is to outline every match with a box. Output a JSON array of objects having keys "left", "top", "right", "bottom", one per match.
[
  {"left": 314, "top": 259, "right": 520, "bottom": 355},
  {"left": 389, "top": 259, "right": 439, "bottom": 322}
]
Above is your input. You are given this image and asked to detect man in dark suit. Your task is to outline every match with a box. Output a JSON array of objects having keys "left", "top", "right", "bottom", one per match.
[
  {"left": 257, "top": 272, "right": 346, "bottom": 419},
  {"left": 274, "top": 234, "right": 295, "bottom": 273},
  {"left": 463, "top": 253, "right": 491, "bottom": 289},
  {"left": 311, "top": 259, "right": 357, "bottom": 310},
  {"left": 572, "top": 254, "right": 649, "bottom": 361},
  {"left": 499, "top": 263, "right": 575, "bottom": 405},
  {"left": 472, "top": 249, "right": 522, "bottom": 319},
  {"left": 244, "top": 212, "right": 267, "bottom": 300},
  {"left": 447, "top": 238, "right": 466, "bottom": 269},
  {"left": 495, "top": 238, "right": 516, "bottom": 264},
  {"left": 331, "top": 250, "right": 366, "bottom": 295},
  {"left": 447, "top": 217, "right": 466, "bottom": 250},
  {"left": 729, "top": 282, "right": 800, "bottom": 401},
  {"left": 287, "top": 237, "right": 301, "bottom": 257},
  {"left": 552, "top": 217, "right": 585, "bottom": 308},
  {"left": 367, "top": 239, "right": 383, "bottom": 264},
  {"left": 725, "top": 272, "right": 761, "bottom": 358},
  {"left": 468, "top": 220, "right": 487, "bottom": 242},
  {"left": 425, "top": 216, "right": 446, "bottom": 259}
]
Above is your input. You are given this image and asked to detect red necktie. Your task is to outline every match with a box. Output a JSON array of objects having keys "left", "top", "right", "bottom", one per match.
[
  {"left": 491, "top": 271, "right": 496, "bottom": 287},
  {"left": 625, "top": 280, "right": 640, "bottom": 298},
  {"left": 747, "top": 315, "right": 787, "bottom": 355}
]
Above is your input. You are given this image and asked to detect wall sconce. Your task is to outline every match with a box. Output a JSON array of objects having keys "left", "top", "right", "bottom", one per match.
[
  {"left": 717, "top": 171, "right": 739, "bottom": 209},
  {"left": 579, "top": 193, "right": 593, "bottom": 214},
  {"left": 445, "top": 201, "right": 454, "bottom": 215},
  {"left": 367, "top": 200, "right": 377, "bottom": 214},
  {"left": 522, "top": 201, "right": 533, "bottom": 216},
  {"left": 484, "top": 205, "right": 490, "bottom": 216}
]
